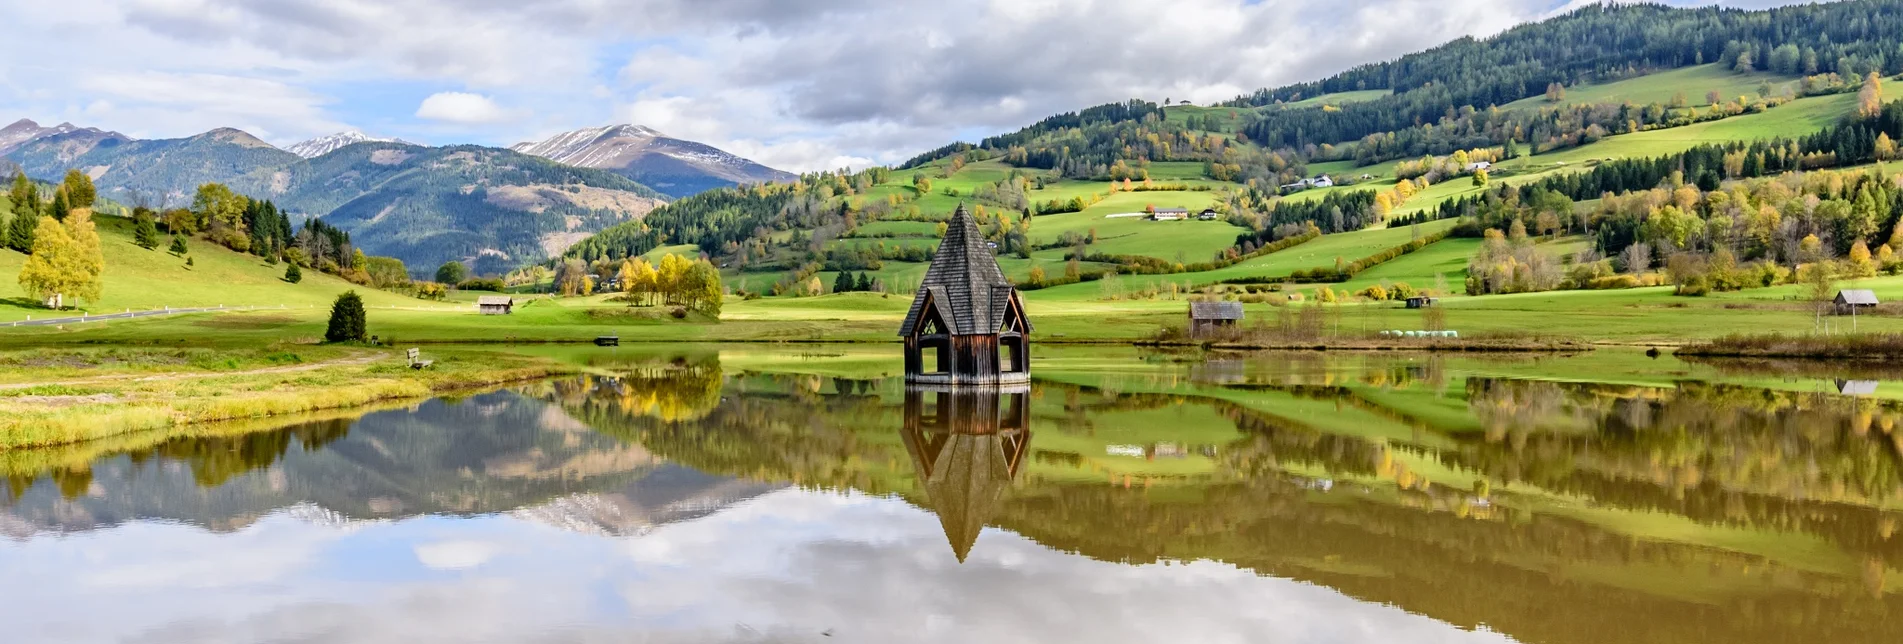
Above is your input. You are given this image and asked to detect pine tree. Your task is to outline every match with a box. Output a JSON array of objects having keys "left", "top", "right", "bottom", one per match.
[
  {"left": 325, "top": 291, "right": 368, "bottom": 343},
  {"left": 133, "top": 212, "right": 161, "bottom": 250},
  {"left": 284, "top": 262, "right": 302, "bottom": 284},
  {"left": 48, "top": 187, "right": 70, "bottom": 222},
  {"left": 168, "top": 236, "right": 188, "bottom": 256},
  {"left": 833, "top": 271, "right": 854, "bottom": 294},
  {"left": 7, "top": 203, "right": 40, "bottom": 253},
  {"left": 856, "top": 273, "right": 874, "bottom": 292}
]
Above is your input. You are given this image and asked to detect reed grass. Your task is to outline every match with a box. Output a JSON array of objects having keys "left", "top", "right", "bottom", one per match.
[{"left": 0, "top": 348, "right": 572, "bottom": 449}]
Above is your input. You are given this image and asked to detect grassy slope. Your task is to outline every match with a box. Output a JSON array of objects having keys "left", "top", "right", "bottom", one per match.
[
  {"left": 1500, "top": 64, "right": 1798, "bottom": 111},
  {"left": 0, "top": 215, "right": 431, "bottom": 323}
]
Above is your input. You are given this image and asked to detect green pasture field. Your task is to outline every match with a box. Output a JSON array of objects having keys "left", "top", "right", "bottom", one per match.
[
  {"left": 0, "top": 214, "right": 433, "bottom": 324},
  {"left": 1277, "top": 89, "right": 1392, "bottom": 109},
  {"left": 1025, "top": 191, "right": 1238, "bottom": 259},
  {"left": 851, "top": 221, "right": 940, "bottom": 237},
  {"left": 1502, "top": 91, "right": 1857, "bottom": 171},
  {"left": 1500, "top": 64, "right": 1799, "bottom": 111},
  {"left": 641, "top": 244, "right": 702, "bottom": 262}
]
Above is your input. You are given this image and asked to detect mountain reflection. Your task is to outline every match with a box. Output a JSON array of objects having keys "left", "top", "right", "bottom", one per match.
[{"left": 0, "top": 387, "right": 776, "bottom": 536}]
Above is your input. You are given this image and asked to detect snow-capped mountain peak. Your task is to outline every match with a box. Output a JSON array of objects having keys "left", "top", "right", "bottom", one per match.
[
  {"left": 509, "top": 124, "right": 795, "bottom": 197},
  {"left": 287, "top": 130, "right": 407, "bottom": 158}
]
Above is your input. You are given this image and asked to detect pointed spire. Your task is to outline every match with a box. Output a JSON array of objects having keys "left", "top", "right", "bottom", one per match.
[{"left": 898, "top": 203, "right": 1014, "bottom": 336}]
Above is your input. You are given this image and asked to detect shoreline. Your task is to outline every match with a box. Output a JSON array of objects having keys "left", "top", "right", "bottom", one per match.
[{"left": 0, "top": 349, "right": 578, "bottom": 450}]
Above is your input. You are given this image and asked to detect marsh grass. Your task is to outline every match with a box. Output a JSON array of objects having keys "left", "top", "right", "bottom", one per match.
[
  {"left": 1679, "top": 332, "right": 1903, "bottom": 358},
  {"left": 0, "top": 348, "right": 572, "bottom": 448}
]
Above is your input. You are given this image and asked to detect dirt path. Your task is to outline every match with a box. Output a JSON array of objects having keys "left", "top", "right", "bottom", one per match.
[{"left": 0, "top": 352, "right": 387, "bottom": 392}]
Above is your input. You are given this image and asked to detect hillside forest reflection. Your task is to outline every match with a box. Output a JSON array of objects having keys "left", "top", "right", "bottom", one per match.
[{"left": 3, "top": 349, "right": 1901, "bottom": 643}]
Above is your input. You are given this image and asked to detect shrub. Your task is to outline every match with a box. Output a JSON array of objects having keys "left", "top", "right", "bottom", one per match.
[
  {"left": 457, "top": 277, "right": 506, "bottom": 292},
  {"left": 284, "top": 263, "right": 302, "bottom": 284},
  {"left": 1587, "top": 275, "right": 1641, "bottom": 289},
  {"left": 325, "top": 291, "right": 368, "bottom": 343}
]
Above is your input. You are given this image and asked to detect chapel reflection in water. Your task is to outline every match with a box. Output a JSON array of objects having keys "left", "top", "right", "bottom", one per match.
[{"left": 901, "top": 387, "right": 1032, "bottom": 562}]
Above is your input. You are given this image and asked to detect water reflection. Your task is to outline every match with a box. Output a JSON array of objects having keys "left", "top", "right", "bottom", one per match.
[
  {"left": 2, "top": 350, "right": 1901, "bottom": 643},
  {"left": 902, "top": 388, "right": 1031, "bottom": 562}
]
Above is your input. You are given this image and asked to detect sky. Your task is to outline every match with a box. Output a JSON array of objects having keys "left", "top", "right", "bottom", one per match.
[{"left": 0, "top": 0, "right": 1817, "bottom": 173}]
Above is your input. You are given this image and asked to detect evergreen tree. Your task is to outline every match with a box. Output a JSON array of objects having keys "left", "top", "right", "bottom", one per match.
[
  {"left": 325, "top": 291, "right": 368, "bottom": 343},
  {"left": 856, "top": 273, "right": 875, "bottom": 292},
  {"left": 7, "top": 173, "right": 36, "bottom": 246},
  {"left": 7, "top": 203, "right": 40, "bottom": 253},
  {"left": 168, "top": 236, "right": 188, "bottom": 256},
  {"left": 133, "top": 211, "right": 161, "bottom": 250},
  {"left": 833, "top": 271, "right": 854, "bottom": 294},
  {"left": 48, "top": 188, "right": 70, "bottom": 222},
  {"left": 284, "top": 262, "right": 302, "bottom": 284}
]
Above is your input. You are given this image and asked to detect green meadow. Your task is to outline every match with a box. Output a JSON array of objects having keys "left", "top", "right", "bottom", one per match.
[
  {"left": 0, "top": 215, "right": 436, "bottom": 324},
  {"left": 1500, "top": 64, "right": 1799, "bottom": 111}
]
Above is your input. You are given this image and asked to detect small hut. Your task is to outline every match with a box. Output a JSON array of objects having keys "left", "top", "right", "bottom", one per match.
[
  {"left": 1835, "top": 289, "right": 1878, "bottom": 315},
  {"left": 1406, "top": 296, "right": 1439, "bottom": 309},
  {"left": 477, "top": 295, "right": 514, "bottom": 315},
  {"left": 1188, "top": 301, "right": 1244, "bottom": 337},
  {"left": 899, "top": 205, "right": 1032, "bottom": 385}
]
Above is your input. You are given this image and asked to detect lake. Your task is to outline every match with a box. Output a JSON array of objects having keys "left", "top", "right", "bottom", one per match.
[{"left": 3, "top": 347, "right": 1901, "bottom": 643}]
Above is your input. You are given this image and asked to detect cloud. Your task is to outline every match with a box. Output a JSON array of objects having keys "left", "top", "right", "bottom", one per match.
[
  {"left": 0, "top": 490, "right": 1521, "bottom": 643},
  {"left": 414, "top": 92, "right": 517, "bottom": 125},
  {"left": 414, "top": 540, "right": 503, "bottom": 570},
  {"left": 0, "top": 0, "right": 1827, "bottom": 171}
]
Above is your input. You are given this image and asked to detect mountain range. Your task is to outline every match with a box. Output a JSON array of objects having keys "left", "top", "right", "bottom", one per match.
[
  {"left": 285, "top": 130, "right": 408, "bottom": 158},
  {"left": 511, "top": 124, "right": 796, "bottom": 197},
  {"left": 0, "top": 118, "right": 791, "bottom": 272}
]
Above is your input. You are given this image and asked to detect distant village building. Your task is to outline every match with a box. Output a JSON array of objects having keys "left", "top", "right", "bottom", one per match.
[
  {"left": 1465, "top": 161, "right": 1493, "bottom": 172},
  {"left": 1280, "top": 175, "right": 1335, "bottom": 191},
  {"left": 1188, "top": 301, "right": 1245, "bottom": 338},
  {"left": 477, "top": 295, "right": 514, "bottom": 315},
  {"left": 900, "top": 205, "right": 1033, "bottom": 385},
  {"left": 1198, "top": 208, "right": 1220, "bottom": 221},
  {"left": 1151, "top": 207, "right": 1189, "bottom": 221},
  {"left": 1835, "top": 289, "right": 1878, "bottom": 315},
  {"left": 1406, "top": 296, "right": 1438, "bottom": 309}
]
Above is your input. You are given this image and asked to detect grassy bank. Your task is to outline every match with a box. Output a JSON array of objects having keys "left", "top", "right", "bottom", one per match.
[
  {"left": 1677, "top": 331, "right": 1903, "bottom": 359},
  {"left": 0, "top": 345, "right": 576, "bottom": 448}
]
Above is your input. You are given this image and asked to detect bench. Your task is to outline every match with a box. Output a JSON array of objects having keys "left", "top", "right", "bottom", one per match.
[{"left": 407, "top": 347, "right": 434, "bottom": 369}]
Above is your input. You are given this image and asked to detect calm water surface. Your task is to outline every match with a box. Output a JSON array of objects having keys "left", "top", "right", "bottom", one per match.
[{"left": 3, "top": 349, "right": 1901, "bottom": 643}]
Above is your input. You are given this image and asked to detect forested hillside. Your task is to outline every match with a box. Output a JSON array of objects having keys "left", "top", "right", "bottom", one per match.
[{"left": 553, "top": 0, "right": 1903, "bottom": 305}]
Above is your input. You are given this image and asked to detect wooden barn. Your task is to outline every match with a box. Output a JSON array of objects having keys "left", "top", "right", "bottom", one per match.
[
  {"left": 477, "top": 295, "right": 514, "bottom": 315},
  {"left": 1188, "top": 301, "right": 1244, "bottom": 337},
  {"left": 1835, "top": 289, "right": 1878, "bottom": 315},
  {"left": 900, "top": 205, "right": 1033, "bottom": 385}
]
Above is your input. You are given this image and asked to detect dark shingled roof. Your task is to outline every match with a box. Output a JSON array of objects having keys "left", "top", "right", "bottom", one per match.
[
  {"left": 1189, "top": 301, "right": 1245, "bottom": 321},
  {"left": 899, "top": 205, "right": 1029, "bottom": 336}
]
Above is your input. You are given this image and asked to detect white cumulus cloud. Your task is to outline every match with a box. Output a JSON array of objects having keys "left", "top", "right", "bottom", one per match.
[{"left": 414, "top": 92, "right": 516, "bottom": 125}]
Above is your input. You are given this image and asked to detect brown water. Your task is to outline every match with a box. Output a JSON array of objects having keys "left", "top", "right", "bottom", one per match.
[{"left": 2, "top": 349, "right": 1899, "bottom": 643}]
